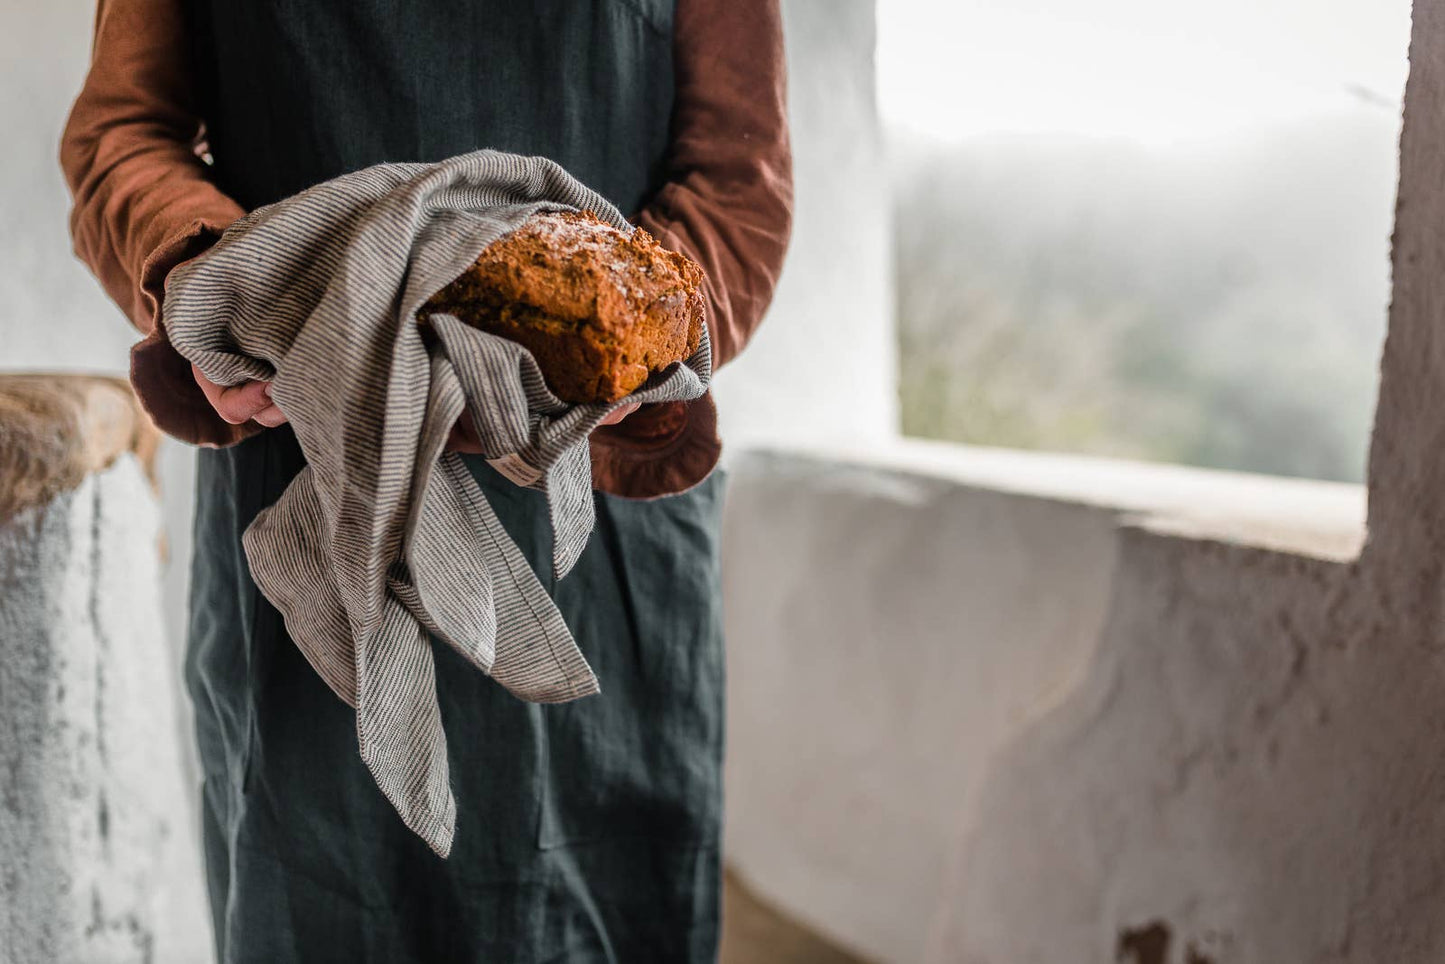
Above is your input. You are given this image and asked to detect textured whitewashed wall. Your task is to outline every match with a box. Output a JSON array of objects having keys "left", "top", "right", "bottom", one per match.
[
  {"left": 720, "top": 442, "right": 1370, "bottom": 963},
  {"left": 0, "top": 458, "right": 209, "bottom": 964},
  {"left": 721, "top": 447, "right": 1123, "bottom": 961}
]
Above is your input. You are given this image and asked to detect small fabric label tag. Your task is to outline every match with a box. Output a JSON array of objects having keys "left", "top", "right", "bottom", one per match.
[{"left": 487, "top": 452, "right": 544, "bottom": 487}]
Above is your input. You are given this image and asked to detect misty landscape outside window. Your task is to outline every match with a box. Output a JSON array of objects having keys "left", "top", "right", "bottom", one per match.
[{"left": 881, "top": 0, "right": 1412, "bottom": 483}]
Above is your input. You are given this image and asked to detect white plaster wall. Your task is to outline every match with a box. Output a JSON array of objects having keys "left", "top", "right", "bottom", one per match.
[
  {"left": 719, "top": 443, "right": 1371, "bottom": 963},
  {"left": 0, "top": 0, "right": 134, "bottom": 373},
  {"left": 721, "top": 449, "right": 1122, "bottom": 962},
  {"left": 937, "top": 526, "right": 1363, "bottom": 962},
  {"left": 712, "top": 0, "right": 897, "bottom": 452},
  {"left": 0, "top": 457, "right": 209, "bottom": 964}
]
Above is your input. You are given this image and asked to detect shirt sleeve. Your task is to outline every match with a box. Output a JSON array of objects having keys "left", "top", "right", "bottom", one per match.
[
  {"left": 632, "top": 0, "right": 794, "bottom": 370},
  {"left": 60, "top": 0, "right": 251, "bottom": 445}
]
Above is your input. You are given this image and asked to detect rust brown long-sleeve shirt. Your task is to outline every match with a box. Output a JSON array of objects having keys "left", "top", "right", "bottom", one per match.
[{"left": 60, "top": 0, "right": 792, "bottom": 499}]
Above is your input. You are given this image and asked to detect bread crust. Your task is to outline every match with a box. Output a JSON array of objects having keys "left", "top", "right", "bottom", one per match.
[{"left": 424, "top": 210, "right": 705, "bottom": 404}]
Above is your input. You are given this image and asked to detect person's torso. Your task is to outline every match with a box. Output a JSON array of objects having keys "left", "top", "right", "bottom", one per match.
[{"left": 187, "top": 0, "right": 676, "bottom": 215}]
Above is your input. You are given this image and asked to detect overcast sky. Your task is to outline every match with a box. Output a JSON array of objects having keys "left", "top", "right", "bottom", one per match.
[{"left": 878, "top": 0, "right": 1414, "bottom": 145}]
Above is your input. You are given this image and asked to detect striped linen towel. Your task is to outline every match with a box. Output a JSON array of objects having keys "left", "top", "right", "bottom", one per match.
[{"left": 163, "top": 150, "right": 712, "bottom": 857}]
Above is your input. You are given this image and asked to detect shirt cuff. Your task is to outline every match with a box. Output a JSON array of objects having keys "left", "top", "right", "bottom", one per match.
[
  {"left": 588, "top": 392, "right": 722, "bottom": 499},
  {"left": 130, "top": 217, "right": 260, "bottom": 447}
]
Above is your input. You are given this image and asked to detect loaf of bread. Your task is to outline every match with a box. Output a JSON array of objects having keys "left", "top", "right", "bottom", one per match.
[{"left": 423, "top": 210, "right": 705, "bottom": 404}]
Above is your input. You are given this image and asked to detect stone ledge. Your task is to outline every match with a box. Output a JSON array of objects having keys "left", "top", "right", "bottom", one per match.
[
  {"left": 0, "top": 373, "right": 159, "bottom": 524},
  {"left": 731, "top": 436, "right": 1367, "bottom": 562}
]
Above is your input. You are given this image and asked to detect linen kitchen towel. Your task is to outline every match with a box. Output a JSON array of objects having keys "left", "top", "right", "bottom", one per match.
[{"left": 163, "top": 149, "right": 712, "bottom": 858}]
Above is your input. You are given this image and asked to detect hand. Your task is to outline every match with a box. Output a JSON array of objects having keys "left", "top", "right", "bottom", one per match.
[
  {"left": 192, "top": 363, "right": 288, "bottom": 428},
  {"left": 444, "top": 402, "right": 639, "bottom": 454}
]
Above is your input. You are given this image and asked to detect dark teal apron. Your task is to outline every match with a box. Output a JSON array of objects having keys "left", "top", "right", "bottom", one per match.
[{"left": 181, "top": 3, "right": 726, "bottom": 961}]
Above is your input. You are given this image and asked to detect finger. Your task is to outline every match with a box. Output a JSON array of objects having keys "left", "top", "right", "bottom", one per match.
[
  {"left": 251, "top": 403, "right": 289, "bottom": 428},
  {"left": 598, "top": 402, "right": 640, "bottom": 426},
  {"left": 192, "top": 365, "right": 274, "bottom": 425},
  {"left": 214, "top": 381, "right": 274, "bottom": 424}
]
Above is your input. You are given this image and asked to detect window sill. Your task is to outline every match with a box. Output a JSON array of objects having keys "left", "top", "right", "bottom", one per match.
[{"left": 734, "top": 435, "right": 1367, "bottom": 563}]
